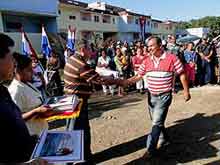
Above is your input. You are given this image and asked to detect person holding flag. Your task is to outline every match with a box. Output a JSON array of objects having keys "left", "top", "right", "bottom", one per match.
[
  {"left": 22, "top": 32, "right": 32, "bottom": 56},
  {"left": 21, "top": 28, "right": 38, "bottom": 59},
  {"left": 41, "top": 26, "right": 52, "bottom": 60},
  {"left": 64, "top": 26, "right": 76, "bottom": 63},
  {"left": 21, "top": 28, "right": 46, "bottom": 100},
  {"left": 30, "top": 25, "right": 53, "bottom": 99}
]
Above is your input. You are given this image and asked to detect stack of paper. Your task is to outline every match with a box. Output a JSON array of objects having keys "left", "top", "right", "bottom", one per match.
[{"left": 45, "top": 95, "right": 80, "bottom": 112}]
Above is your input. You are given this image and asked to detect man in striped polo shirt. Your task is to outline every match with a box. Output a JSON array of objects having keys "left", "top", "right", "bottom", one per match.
[
  {"left": 64, "top": 41, "right": 122, "bottom": 164},
  {"left": 123, "top": 36, "right": 191, "bottom": 158}
]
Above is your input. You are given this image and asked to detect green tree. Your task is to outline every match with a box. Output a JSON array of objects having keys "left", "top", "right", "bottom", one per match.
[{"left": 178, "top": 16, "right": 220, "bottom": 37}]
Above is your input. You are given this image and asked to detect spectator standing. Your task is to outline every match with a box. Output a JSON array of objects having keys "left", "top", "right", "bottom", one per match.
[
  {"left": 132, "top": 47, "right": 146, "bottom": 93},
  {"left": 97, "top": 49, "right": 115, "bottom": 96},
  {"left": 196, "top": 36, "right": 215, "bottom": 85},
  {"left": 183, "top": 42, "right": 197, "bottom": 86}
]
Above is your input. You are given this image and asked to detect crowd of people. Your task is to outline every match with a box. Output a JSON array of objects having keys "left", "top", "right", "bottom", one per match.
[
  {"left": 66, "top": 34, "right": 220, "bottom": 97},
  {"left": 1, "top": 30, "right": 220, "bottom": 164}
]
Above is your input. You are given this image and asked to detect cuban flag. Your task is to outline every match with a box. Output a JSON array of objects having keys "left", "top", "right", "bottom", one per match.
[
  {"left": 66, "top": 26, "right": 75, "bottom": 52},
  {"left": 21, "top": 29, "right": 38, "bottom": 59},
  {"left": 22, "top": 32, "right": 32, "bottom": 56},
  {"left": 41, "top": 26, "right": 52, "bottom": 59}
]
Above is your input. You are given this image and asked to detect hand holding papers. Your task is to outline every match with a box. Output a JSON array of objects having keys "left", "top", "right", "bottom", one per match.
[
  {"left": 45, "top": 95, "right": 80, "bottom": 112},
  {"left": 34, "top": 105, "right": 54, "bottom": 119},
  {"left": 42, "top": 95, "right": 82, "bottom": 121}
]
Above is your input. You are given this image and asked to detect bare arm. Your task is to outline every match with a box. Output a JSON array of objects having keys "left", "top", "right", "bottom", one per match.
[
  {"left": 197, "top": 52, "right": 206, "bottom": 59},
  {"left": 196, "top": 46, "right": 206, "bottom": 59},
  {"left": 207, "top": 50, "right": 213, "bottom": 59},
  {"left": 127, "top": 75, "right": 143, "bottom": 85},
  {"left": 97, "top": 61, "right": 104, "bottom": 68},
  {"left": 22, "top": 106, "right": 52, "bottom": 121},
  {"left": 101, "top": 74, "right": 143, "bottom": 86},
  {"left": 22, "top": 109, "right": 39, "bottom": 121}
]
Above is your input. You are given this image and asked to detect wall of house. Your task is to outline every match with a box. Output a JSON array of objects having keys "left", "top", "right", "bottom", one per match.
[
  {"left": 58, "top": 4, "right": 118, "bottom": 38},
  {"left": 2, "top": 13, "right": 57, "bottom": 33},
  {"left": 5, "top": 32, "right": 42, "bottom": 54},
  {"left": 117, "top": 15, "right": 151, "bottom": 35},
  {"left": 150, "top": 21, "right": 175, "bottom": 38},
  {"left": 117, "top": 32, "right": 135, "bottom": 42},
  {"left": 0, "top": 0, "right": 58, "bottom": 16}
]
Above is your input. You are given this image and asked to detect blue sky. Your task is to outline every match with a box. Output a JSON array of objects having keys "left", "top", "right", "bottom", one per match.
[{"left": 82, "top": 0, "right": 220, "bottom": 21}]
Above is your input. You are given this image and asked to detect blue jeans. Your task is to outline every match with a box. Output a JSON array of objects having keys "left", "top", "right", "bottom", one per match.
[
  {"left": 200, "top": 59, "right": 212, "bottom": 85},
  {"left": 146, "top": 92, "right": 172, "bottom": 154}
]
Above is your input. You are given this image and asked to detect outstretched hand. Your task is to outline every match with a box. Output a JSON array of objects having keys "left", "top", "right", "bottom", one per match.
[
  {"left": 100, "top": 76, "right": 129, "bottom": 87},
  {"left": 184, "top": 91, "right": 191, "bottom": 102}
]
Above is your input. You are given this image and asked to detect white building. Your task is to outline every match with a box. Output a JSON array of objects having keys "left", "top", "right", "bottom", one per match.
[
  {"left": 186, "top": 28, "right": 210, "bottom": 38},
  {"left": 0, "top": 0, "right": 58, "bottom": 53},
  {"left": 87, "top": 1, "right": 152, "bottom": 42},
  {"left": 58, "top": 0, "right": 119, "bottom": 45}
]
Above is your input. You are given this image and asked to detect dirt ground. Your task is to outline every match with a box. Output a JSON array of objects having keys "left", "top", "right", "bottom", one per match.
[{"left": 87, "top": 86, "right": 220, "bottom": 165}]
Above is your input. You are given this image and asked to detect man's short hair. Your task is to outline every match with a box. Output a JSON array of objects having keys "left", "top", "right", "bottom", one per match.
[
  {"left": 148, "top": 36, "right": 162, "bottom": 46},
  {"left": 13, "top": 52, "right": 32, "bottom": 71},
  {"left": 0, "top": 33, "right": 15, "bottom": 58},
  {"left": 188, "top": 42, "right": 195, "bottom": 47}
]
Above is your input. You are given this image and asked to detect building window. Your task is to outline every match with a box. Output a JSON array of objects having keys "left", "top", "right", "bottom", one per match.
[
  {"left": 154, "top": 23, "right": 158, "bottom": 29},
  {"left": 80, "top": 12, "right": 91, "bottom": 21},
  {"left": 94, "top": 15, "right": 99, "bottom": 22},
  {"left": 58, "top": 10, "right": 61, "bottom": 15},
  {"left": 81, "top": 31, "right": 92, "bottom": 40},
  {"left": 69, "top": 15, "right": 76, "bottom": 20},
  {"left": 135, "top": 19, "right": 139, "bottom": 25},
  {"left": 133, "top": 33, "right": 139, "bottom": 39},
  {"left": 112, "top": 17, "right": 115, "bottom": 24},
  {"left": 5, "top": 22, "right": 22, "bottom": 32},
  {"left": 103, "top": 15, "right": 111, "bottom": 23},
  {"left": 127, "top": 16, "right": 133, "bottom": 24}
]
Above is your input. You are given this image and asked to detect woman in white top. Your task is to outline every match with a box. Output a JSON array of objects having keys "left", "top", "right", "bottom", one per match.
[
  {"left": 97, "top": 49, "right": 115, "bottom": 96},
  {"left": 8, "top": 53, "right": 52, "bottom": 136}
]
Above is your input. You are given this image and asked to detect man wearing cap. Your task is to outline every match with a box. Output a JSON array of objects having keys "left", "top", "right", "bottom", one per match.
[{"left": 196, "top": 35, "right": 215, "bottom": 85}]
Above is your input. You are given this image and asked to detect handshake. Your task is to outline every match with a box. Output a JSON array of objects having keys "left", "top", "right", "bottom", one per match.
[{"left": 99, "top": 75, "right": 131, "bottom": 87}]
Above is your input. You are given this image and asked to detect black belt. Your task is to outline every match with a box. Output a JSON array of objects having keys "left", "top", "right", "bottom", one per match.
[{"left": 149, "top": 91, "right": 172, "bottom": 97}]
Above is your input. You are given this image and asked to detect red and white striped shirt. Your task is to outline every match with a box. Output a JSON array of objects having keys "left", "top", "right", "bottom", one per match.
[{"left": 138, "top": 52, "right": 184, "bottom": 95}]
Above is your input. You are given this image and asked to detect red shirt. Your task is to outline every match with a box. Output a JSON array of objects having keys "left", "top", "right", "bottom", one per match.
[
  {"left": 138, "top": 52, "right": 184, "bottom": 94},
  {"left": 132, "top": 55, "right": 146, "bottom": 71}
]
